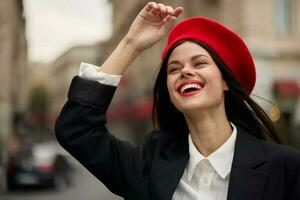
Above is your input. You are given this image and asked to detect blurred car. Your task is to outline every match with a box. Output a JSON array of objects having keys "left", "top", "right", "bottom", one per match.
[
  {"left": 0, "top": 141, "right": 7, "bottom": 193},
  {"left": 6, "top": 141, "right": 73, "bottom": 191}
]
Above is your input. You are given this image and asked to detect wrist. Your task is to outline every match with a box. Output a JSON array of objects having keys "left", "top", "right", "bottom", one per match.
[
  {"left": 97, "top": 37, "right": 141, "bottom": 75},
  {"left": 122, "top": 35, "right": 142, "bottom": 53}
]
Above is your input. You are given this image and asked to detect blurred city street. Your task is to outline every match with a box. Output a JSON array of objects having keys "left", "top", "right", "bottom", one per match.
[
  {"left": 0, "top": 156, "right": 122, "bottom": 200},
  {"left": 0, "top": 0, "right": 299, "bottom": 199}
]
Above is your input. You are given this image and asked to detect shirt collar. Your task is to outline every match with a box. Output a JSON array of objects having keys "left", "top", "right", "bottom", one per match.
[{"left": 187, "top": 123, "right": 237, "bottom": 181}]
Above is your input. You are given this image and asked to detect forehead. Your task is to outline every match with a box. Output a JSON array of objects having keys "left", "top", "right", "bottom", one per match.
[{"left": 168, "top": 41, "right": 211, "bottom": 63}]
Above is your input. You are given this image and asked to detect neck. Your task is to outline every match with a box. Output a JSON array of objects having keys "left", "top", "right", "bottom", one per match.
[{"left": 184, "top": 105, "right": 232, "bottom": 157}]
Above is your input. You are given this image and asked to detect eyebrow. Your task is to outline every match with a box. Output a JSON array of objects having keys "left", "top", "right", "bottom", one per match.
[
  {"left": 191, "top": 54, "right": 208, "bottom": 61},
  {"left": 167, "top": 60, "right": 181, "bottom": 67},
  {"left": 168, "top": 54, "right": 208, "bottom": 66}
]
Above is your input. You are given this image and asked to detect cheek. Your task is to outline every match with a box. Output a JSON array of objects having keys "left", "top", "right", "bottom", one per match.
[
  {"left": 208, "top": 68, "right": 225, "bottom": 88},
  {"left": 166, "top": 77, "right": 174, "bottom": 93}
]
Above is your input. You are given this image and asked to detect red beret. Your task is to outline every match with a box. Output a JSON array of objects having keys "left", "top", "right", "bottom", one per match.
[{"left": 162, "top": 17, "right": 256, "bottom": 93}]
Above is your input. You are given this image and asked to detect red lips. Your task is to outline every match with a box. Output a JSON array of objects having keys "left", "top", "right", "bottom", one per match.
[{"left": 176, "top": 80, "right": 205, "bottom": 97}]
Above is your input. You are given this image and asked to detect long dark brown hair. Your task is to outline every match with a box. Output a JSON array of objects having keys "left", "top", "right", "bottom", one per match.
[{"left": 152, "top": 39, "right": 286, "bottom": 144}]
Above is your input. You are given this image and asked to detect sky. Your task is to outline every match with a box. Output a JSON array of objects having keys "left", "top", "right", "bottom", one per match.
[{"left": 23, "top": 0, "right": 112, "bottom": 62}]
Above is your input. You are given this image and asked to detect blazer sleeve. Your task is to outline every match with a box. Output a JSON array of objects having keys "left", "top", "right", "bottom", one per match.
[{"left": 55, "top": 76, "right": 155, "bottom": 197}]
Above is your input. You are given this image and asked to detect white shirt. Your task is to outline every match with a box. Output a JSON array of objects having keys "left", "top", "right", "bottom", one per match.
[
  {"left": 172, "top": 124, "right": 237, "bottom": 200},
  {"left": 79, "top": 63, "right": 238, "bottom": 200},
  {"left": 79, "top": 62, "right": 122, "bottom": 86}
]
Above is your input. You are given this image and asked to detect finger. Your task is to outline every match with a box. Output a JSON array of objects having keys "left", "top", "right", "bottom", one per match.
[
  {"left": 144, "top": 2, "right": 159, "bottom": 15},
  {"left": 157, "top": 3, "right": 168, "bottom": 19},
  {"left": 149, "top": 3, "right": 160, "bottom": 15},
  {"left": 145, "top": 2, "right": 157, "bottom": 12},
  {"left": 174, "top": 7, "right": 184, "bottom": 17},
  {"left": 165, "top": 6, "right": 175, "bottom": 16}
]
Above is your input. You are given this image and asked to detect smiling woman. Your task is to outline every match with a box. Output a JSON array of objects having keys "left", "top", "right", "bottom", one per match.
[
  {"left": 166, "top": 41, "right": 228, "bottom": 116},
  {"left": 55, "top": 2, "right": 300, "bottom": 200}
]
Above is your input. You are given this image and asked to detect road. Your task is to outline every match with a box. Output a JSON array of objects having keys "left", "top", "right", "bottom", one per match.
[{"left": 0, "top": 158, "right": 123, "bottom": 200}]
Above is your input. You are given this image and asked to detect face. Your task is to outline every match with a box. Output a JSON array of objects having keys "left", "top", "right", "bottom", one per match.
[{"left": 166, "top": 41, "right": 228, "bottom": 114}]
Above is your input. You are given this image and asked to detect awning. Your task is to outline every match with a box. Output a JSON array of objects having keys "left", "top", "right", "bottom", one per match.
[{"left": 273, "top": 80, "right": 300, "bottom": 97}]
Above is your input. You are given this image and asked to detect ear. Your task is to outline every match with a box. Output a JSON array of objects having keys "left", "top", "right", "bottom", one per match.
[{"left": 223, "top": 80, "right": 229, "bottom": 91}]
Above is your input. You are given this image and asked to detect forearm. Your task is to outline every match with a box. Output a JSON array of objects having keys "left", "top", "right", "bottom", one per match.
[{"left": 97, "top": 38, "right": 141, "bottom": 75}]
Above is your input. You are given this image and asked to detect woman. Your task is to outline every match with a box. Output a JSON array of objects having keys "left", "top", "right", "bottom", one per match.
[{"left": 55, "top": 2, "right": 300, "bottom": 200}]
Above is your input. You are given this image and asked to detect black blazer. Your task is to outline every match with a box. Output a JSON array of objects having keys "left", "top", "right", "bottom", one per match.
[{"left": 55, "top": 76, "right": 300, "bottom": 200}]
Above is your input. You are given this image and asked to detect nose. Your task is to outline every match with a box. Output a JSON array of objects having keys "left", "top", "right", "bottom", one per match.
[{"left": 180, "top": 65, "right": 195, "bottom": 77}]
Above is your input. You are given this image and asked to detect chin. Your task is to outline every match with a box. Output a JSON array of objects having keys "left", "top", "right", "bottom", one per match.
[
  {"left": 175, "top": 102, "right": 207, "bottom": 114},
  {"left": 174, "top": 99, "right": 223, "bottom": 114}
]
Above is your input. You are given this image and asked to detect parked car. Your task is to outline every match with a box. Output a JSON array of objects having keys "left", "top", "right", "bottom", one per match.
[{"left": 6, "top": 141, "right": 73, "bottom": 191}]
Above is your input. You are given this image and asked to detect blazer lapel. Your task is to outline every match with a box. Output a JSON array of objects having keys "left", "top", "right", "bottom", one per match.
[
  {"left": 150, "top": 133, "right": 189, "bottom": 200},
  {"left": 227, "top": 127, "right": 268, "bottom": 200}
]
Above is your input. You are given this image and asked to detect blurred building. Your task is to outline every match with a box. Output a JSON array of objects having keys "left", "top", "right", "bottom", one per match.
[
  {"left": 0, "top": 0, "right": 28, "bottom": 141},
  {"left": 0, "top": 0, "right": 28, "bottom": 192},
  {"left": 107, "top": 0, "right": 300, "bottom": 144},
  {"left": 38, "top": 44, "right": 105, "bottom": 123},
  {"left": 49, "top": 45, "right": 104, "bottom": 116}
]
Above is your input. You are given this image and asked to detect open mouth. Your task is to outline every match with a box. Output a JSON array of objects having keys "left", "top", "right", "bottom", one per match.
[{"left": 177, "top": 80, "right": 205, "bottom": 96}]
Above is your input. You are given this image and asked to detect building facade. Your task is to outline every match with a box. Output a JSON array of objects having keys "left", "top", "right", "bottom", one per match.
[
  {"left": 0, "top": 0, "right": 28, "bottom": 142},
  {"left": 0, "top": 0, "right": 28, "bottom": 192}
]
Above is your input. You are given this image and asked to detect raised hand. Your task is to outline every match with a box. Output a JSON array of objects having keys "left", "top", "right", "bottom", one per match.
[
  {"left": 98, "top": 2, "right": 183, "bottom": 75},
  {"left": 125, "top": 2, "right": 184, "bottom": 51}
]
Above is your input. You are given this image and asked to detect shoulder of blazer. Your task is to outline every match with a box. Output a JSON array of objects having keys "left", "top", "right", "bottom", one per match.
[
  {"left": 228, "top": 127, "right": 300, "bottom": 200},
  {"left": 260, "top": 138, "right": 300, "bottom": 161},
  {"left": 259, "top": 136, "right": 300, "bottom": 184},
  {"left": 234, "top": 126, "right": 300, "bottom": 170}
]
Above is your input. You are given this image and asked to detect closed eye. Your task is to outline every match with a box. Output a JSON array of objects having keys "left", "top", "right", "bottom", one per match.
[
  {"left": 168, "top": 64, "right": 181, "bottom": 74},
  {"left": 168, "top": 66, "right": 181, "bottom": 74},
  {"left": 194, "top": 62, "right": 206, "bottom": 68}
]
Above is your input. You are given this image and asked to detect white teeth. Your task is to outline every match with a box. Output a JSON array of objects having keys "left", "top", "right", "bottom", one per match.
[{"left": 180, "top": 84, "right": 202, "bottom": 94}]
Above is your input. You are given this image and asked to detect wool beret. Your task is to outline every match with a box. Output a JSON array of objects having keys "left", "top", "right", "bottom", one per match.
[{"left": 162, "top": 17, "right": 256, "bottom": 93}]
